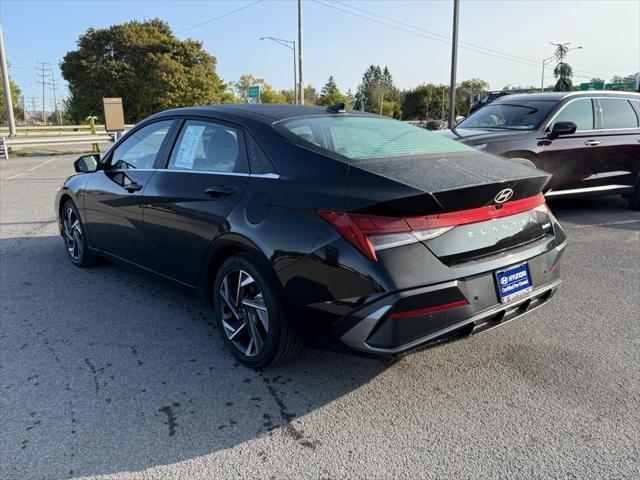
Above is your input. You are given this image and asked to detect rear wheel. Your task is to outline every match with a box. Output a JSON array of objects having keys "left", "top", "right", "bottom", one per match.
[
  {"left": 213, "top": 254, "right": 302, "bottom": 368},
  {"left": 61, "top": 200, "right": 98, "bottom": 267}
]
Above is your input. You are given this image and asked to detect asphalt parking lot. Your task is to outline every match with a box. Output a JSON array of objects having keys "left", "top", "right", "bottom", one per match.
[{"left": 1, "top": 153, "right": 639, "bottom": 480}]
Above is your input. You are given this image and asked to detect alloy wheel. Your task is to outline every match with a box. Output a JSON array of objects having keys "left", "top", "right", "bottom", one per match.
[
  {"left": 62, "top": 206, "right": 83, "bottom": 261},
  {"left": 218, "top": 269, "right": 269, "bottom": 357}
]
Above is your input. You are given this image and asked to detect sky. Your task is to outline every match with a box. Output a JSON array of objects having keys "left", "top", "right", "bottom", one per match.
[{"left": 1, "top": 0, "right": 639, "bottom": 111}]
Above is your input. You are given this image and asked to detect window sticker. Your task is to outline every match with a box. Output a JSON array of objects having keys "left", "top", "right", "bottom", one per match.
[{"left": 174, "top": 125, "right": 206, "bottom": 169}]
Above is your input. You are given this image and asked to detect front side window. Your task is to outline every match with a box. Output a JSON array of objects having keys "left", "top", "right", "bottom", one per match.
[
  {"left": 599, "top": 98, "right": 639, "bottom": 129},
  {"left": 110, "top": 121, "right": 173, "bottom": 170},
  {"left": 457, "top": 101, "right": 556, "bottom": 131},
  {"left": 551, "top": 99, "right": 594, "bottom": 132},
  {"left": 279, "top": 115, "right": 474, "bottom": 162},
  {"left": 168, "top": 120, "right": 241, "bottom": 173}
]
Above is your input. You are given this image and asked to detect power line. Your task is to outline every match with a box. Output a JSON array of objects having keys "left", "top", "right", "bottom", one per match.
[
  {"left": 176, "top": 0, "right": 263, "bottom": 34},
  {"left": 314, "top": 0, "right": 623, "bottom": 80},
  {"left": 36, "top": 61, "right": 51, "bottom": 125}
]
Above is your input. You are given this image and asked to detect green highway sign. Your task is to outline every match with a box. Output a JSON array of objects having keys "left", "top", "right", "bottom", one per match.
[
  {"left": 579, "top": 82, "right": 604, "bottom": 91},
  {"left": 604, "top": 82, "right": 635, "bottom": 92},
  {"left": 247, "top": 85, "right": 261, "bottom": 102}
]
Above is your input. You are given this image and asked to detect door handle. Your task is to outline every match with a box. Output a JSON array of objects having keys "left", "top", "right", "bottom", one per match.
[
  {"left": 124, "top": 182, "right": 143, "bottom": 193},
  {"left": 205, "top": 186, "right": 236, "bottom": 197},
  {"left": 584, "top": 140, "right": 600, "bottom": 146}
]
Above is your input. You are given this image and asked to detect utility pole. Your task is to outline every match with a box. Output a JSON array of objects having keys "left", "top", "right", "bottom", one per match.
[
  {"left": 447, "top": 0, "right": 460, "bottom": 129},
  {"left": 50, "top": 72, "right": 62, "bottom": 125},
  {"left": 0, "top": 24, "right": 17, "bottom": 136},
  {"left": 297, "top": 0, "right": 303, "bottom": 105},
  {"left": 36, "top": 61, "right": 50, "bottom": 125}
]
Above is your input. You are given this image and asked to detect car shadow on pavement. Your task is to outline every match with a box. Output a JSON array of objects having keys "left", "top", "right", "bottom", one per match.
[
  {"left": 0, "top": 235, "right": 389, "bottom": 479},
  {"left": 548, "top": 195, "right": 640, "bottom": 230}
]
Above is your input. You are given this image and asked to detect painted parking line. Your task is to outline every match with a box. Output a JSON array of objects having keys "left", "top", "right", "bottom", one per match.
[{"left": 3, "top": 157, "right": 59, "bottom": 180}]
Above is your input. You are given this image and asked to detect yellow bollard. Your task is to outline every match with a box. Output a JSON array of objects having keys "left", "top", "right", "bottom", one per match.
[{"left": 86, "top": 116, "right": 100, "bottom": 153}]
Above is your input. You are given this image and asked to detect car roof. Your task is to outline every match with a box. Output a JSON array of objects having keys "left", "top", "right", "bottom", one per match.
[
  {"left": 149, "top": 104, "right": 374, "bottom": 124},
  {"left": 493, "top": 91, "right": 640, "bottom": 104}
]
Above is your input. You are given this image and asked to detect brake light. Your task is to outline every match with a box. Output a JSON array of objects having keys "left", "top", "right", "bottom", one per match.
[
  {"left": 389, "top": 299, "right": 469, "bottom": 319},
  {"left": 318, "top": 193, "right": 548, "bottom": 261}
]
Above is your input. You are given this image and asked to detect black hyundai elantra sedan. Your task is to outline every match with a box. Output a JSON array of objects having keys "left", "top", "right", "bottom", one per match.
[{"left": 56, "top": 104, "right": 567, "bottom": 368}]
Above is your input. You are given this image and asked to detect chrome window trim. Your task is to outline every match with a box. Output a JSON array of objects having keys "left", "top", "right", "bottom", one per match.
[
  {"left": 105, "top": 168, "right": 280, "bottom": 179},
  {"left": 544, "top": 96, "right": 640, "bottom": 133}
]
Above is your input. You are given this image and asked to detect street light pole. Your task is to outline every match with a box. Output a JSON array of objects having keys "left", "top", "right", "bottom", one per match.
[
  {"left": 540, "top": 55, "right": 554, "bottom": 93},
  {"left": 297, "top": 0, "right": 304, "bottom": 105},
  {"left": 447, "top": 0, "right": 460, "bottom": 128},
  {"left": 260, "top": 37, "right": 297, "bottom": 104}
]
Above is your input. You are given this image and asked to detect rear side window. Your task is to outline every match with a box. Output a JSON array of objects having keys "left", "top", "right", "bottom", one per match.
[
  {"left": 168, "top": 120, "right": 242, "bottom": 173},
  {"left": 245, "top": 133, "right": 277, "bottom": 174},
  {"left": 551, "top": 99, "right": 594, "bottom": 131},
  {"left": 279, "top": 115, "right": 475, "bottom": 162},
  {"left": 599, "top": 99, "right": 639, "bottom": 129}
]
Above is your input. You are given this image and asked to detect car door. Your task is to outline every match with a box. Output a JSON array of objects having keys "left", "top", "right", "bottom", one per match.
[
  {"left": 143, "top": 118, "right": 249, "bottom": 286},
  {"left": 83, "top": 119, "right": 175, "bottom": 265},
  {"left": 590, "top": 97, "right": 640, "bottom": 188},
  {"left": 536, "top": 97, "right": 599, "bottom": 191}
]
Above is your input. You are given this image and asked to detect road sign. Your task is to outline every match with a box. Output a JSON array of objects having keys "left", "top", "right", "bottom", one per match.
[
  {"left": 248, "top": 85, "right": 261, "bottom": 103},
  {"left": 604, "top": 82, "right": 635, "bottom": 92},
  {"left": 103, "top": 97, "right": 125, "bottom": 131},
  {"left": 579, "top": 82, "right": 604, "bottom": 91}
]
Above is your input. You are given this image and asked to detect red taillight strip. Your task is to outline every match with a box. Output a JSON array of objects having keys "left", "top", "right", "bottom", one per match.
[
  {"left": 404, "top": 193, "right": 547, "bottom": 230},
  {"left": 389, "top": 299, "right": 469, "bottom": 319},
  {"left": 318, "top": 194, "right": 548, "bottom": 262}
]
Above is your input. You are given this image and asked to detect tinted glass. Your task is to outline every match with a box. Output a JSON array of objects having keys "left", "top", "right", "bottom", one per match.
[
  {"left": 551, "top": 99, "right": 594, "bottom": 131},
  {"left": 168, "top": 120, "right": 241, "bottom": 173},
  {"left": 245, "top": 133, "right": 276, "bottom": 174},
  {"left": 111, "top": 121, "right": 172, "bottom": 170},
  {"left": 600, "top": 99, "right": 639, "bottom": 129},
  {"left": 458, "top": 101, "right": 556, "bottom": 130},
  {"left": 279, "top": 116, "right": 474, "bottom": 162}
]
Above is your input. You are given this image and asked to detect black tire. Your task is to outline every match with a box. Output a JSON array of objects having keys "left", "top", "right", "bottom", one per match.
[
  {"left": 627, "top": 181, "right": 640, "bottom": 210},
  {"left": 213, "top": 253, "right": 302, "bottom": 368},
  {"left": 60, "top": 199, "right": 99, "bottom": 267},
  {"left": 509, "top": 157, "right": 537, "bottom": 169}
]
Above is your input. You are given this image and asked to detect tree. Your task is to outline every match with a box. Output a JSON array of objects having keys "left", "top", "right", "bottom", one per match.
[
  {"left": 456, "top": 78, "right": 490, "bottom": 117},
  {"left": 61, "top": 19, "right": 231, "bottom": 123},
  {"left": 0, "top": 73, "right": 24, "bottom": 124},
  {"left": 231, "top": 74, "right": 289, "bottom": 104},
  {"left": 354, "top": 65, "right": 401, "bottom": 117},
  {"left": 316, "top": 76, "right": 352, "bottom": 108},
  {"left": 552, "top": 44, "right": 574, "bottom": 92}
]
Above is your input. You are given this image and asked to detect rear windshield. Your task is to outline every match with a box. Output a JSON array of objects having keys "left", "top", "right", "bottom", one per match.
[
  {"left": 278, "top": 115, "right": 474, "bottom": 162},
  {"left": 458, "top": 100, "right": 557, "bottom": 130}
]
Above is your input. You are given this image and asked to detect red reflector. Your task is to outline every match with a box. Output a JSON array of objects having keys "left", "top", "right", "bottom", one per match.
[
  {"left": 318, "top": 193, "right": 547, "bottom": 261},
  {"left": 389, "top": 299, "right": 469, "bottom": 319}
]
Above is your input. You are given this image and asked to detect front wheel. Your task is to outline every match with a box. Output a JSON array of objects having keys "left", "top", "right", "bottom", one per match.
[
  {"left": 213, "top": 254, "right": 302, "bottom": 368},
  {"left": 61, "top": 200, "right": 98, "bottom": 267}
]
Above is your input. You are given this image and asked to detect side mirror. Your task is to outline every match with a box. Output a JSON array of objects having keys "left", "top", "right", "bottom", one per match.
[
  {"left": 73, "top": 154, "right": 100, "bottom": 173},
  {"left": 549, "top": 121, "right": 577, "bottom": 139}
]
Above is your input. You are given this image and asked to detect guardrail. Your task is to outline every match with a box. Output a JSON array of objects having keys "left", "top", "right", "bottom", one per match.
[
  {"left": 0, "top": 134, "right": 113, "bottom": 160},
  {"left": 0, "top": 125, "right": 135, "bottom": 137}
]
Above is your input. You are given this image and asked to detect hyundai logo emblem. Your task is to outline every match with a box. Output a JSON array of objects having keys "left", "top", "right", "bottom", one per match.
[{"left": 494, "top": 188, "right": 514, "bottom": 204}]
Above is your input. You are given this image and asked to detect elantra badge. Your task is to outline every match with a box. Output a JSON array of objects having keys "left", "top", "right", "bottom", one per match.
[{"left": 494, "top": 188, "right": 514, "bottom": 204}]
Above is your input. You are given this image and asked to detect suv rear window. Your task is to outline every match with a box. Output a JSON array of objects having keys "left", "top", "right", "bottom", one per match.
[
  {"left": 278, "top": 115, "right": 474, "bottom": 162},
  {"left": 599, "top": 98, "right": 639, "bottom": 129}
]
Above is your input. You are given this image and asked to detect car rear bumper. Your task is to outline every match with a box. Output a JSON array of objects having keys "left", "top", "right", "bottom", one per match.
[{"left": 334, "top": 241, "right": 565, "bottom": 356}]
